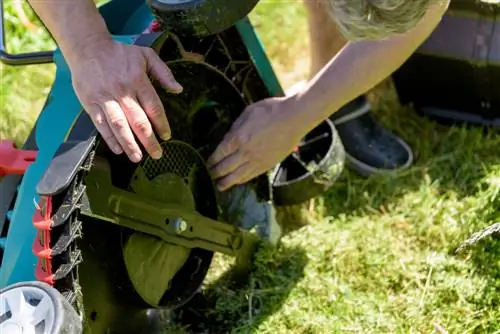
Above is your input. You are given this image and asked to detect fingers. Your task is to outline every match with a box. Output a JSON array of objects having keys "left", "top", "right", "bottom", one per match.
[
  {"left": 86, "top": 104, "right": 123, "bottom": 155},
  {"left": 209, "top": 151, "right": 247, "bottom": 180},
  {"left": 208, "top": 134, "right": 254, "bottom": 191},
  {"left": 120, "top": 95, "right": 163, "bottom": 160},
  {"left": 87, "top": 96, "right": 164, "bottom": 163},
  {"left": 78, "top": 46, "right": 182, "bottom": 163},
  {"left": 103, "top": 99, "right": 143, "bottom": 163},
  {"left": 84, "top": 77, "right": 170, "bottom": 163},
  {"left": 207, "top": 135, "right": 240, "bottom": 168},
  {"left": 137, "top": 83, "right": 171, "bottom": 141},
  {"left": 216, "top": 162, "right": 254, "bottom": 192},
  {"left": 144, "top": 48, "right": 183, "bottom": 93}
]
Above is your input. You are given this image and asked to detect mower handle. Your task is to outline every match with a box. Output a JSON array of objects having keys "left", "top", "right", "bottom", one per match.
[{"left": 0, "top": 0, "right": 53, "bottom": 65}]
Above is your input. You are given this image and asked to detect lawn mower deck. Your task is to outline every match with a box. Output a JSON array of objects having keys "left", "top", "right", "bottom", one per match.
[{"left": 0, "top": 0, "right": 345, "bottom": 332}]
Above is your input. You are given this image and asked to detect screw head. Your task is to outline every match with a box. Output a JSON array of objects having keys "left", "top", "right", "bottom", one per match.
[{"left": 174, "top": 218, "right": 187, "bottom": 233}]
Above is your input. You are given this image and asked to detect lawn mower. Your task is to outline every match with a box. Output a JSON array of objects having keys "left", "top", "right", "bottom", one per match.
[{"left": 0, "top": 0, "right": 345, "bottom": 332}]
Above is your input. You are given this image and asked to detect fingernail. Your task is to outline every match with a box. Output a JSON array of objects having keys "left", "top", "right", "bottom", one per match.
[
  {"left": 113, "top": 146, "right": 123, "bottom": 154},
  {"left": 131, "top": 153, "right": 142, "bottom": 163},
  {"left": 160, "top": 131, "right": 171, "bottom": 141},
  {"left": 152, "top": 149, "right": 162, "bottom": 160},
  {"left": 171, "top": 82, "right": 183, "bottom": 92}
]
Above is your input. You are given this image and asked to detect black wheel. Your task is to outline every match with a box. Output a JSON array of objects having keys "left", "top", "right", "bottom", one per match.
[
  {"left": 0, "top": 280, "right": 82, "bottom": 334},
  {"left": 148, "top": 0, "right": 259, "bottom": 36},
  {"left": 272, "top": 119, "right": 345, "bottom": 206}
]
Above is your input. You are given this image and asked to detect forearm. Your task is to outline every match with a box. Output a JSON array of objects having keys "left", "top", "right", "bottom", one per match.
[
  {"left": 27, "top": 0, "right": 112, "bottom": 67},
  {"left": 293, "top": 0, "right": 450, "bottom": 130}
]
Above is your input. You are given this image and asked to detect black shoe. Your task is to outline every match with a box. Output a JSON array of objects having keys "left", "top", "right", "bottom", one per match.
[{"left": 329, "top": 95, "right": 413, "bottom": 176}]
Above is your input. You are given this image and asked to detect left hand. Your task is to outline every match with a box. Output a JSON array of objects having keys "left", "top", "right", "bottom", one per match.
[{"left": 207, "top": 96, "right": 307, "bottom": 191}]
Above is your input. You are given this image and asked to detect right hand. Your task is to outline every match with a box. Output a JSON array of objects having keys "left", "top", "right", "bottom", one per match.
[{"left": 69, "top": 38, "right": 183, "bottom": 163}]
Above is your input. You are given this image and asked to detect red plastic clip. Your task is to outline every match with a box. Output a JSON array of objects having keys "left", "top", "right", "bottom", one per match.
[
  {"left": 33, "top": 196, "right": 55, "bottom": 285},
  {"left": 143, "top": 19, "right": 162, "bottom": 34},
  {"left": 149, "top": 20, "right": 162, "bottom": 32},
  {"left": 0, "top": 140, "right": 38, "bottom": 176}
]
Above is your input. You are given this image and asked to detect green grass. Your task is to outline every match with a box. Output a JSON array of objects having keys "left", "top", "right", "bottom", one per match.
[
  {"left": 2, "top": 2, "right": 500, "bottom": 333},
  {"left": 0, "top": 1, "right": 55, "bottom": 144}
]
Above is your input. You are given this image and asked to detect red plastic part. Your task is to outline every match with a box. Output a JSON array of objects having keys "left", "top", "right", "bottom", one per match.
[
  {"left": 143, "top": 19, "right": 162, "bottom": 34},
  {"left": 32, "top": 203, "right": 53, "bottom": 259},
  {"left": 149, "top": 20, "right": 162, "bottom": 32},
  {"left": 33, "top": 196, "right": 55, "bottom": 285},
  {"left": 0, "top": 140, "right": 37, "bottom": 176}
]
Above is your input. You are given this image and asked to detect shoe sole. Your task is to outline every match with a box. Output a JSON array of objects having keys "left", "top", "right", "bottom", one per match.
[{"left": 344, "top": 135, "right": 414, "bottom": 177}]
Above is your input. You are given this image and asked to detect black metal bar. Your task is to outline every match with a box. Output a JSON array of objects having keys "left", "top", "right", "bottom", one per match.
[{"left": 0, "top": 0, "right": 54, "bottom": 65}]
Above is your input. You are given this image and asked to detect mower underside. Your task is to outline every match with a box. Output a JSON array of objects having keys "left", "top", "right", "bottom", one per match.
[{"left": 26, "top": 25, "right": 282, "bottom": 333}]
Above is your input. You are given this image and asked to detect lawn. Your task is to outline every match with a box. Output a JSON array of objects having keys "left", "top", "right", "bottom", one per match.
[{"left": 1, "top": 1, "right": 500, "bottom": 333}]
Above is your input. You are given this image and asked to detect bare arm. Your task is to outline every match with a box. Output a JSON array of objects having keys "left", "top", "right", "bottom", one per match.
[
  {"left": 205, "top": 0, "right": 450, "bottom": 190},
  {"left": 291, "top": 0, "right": 450, "bottom": 130},
  {"left": 27, "top": 0, "right": 112, "bottom": 68}
]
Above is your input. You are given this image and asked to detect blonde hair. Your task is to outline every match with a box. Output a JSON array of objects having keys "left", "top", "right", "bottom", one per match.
[{"left": 327, "top": 0, "right": 438, "bottom": 40}]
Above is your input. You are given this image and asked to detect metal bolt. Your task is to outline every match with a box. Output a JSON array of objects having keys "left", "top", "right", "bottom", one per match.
[{"left": 173, "top": 218, "right": 188, "bottom": 234}]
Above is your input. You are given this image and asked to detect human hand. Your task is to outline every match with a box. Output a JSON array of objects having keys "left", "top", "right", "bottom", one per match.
[
  {"left": 69, "top": 39, "right": 183, "bottom": 163},
  {"left": 207, "top": 96, "right": 307, "bottom": 191}
]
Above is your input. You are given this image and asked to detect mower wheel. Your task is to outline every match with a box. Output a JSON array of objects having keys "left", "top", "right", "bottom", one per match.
[{"left": 0, "top": 281, "right": 82, "bottom": 334}]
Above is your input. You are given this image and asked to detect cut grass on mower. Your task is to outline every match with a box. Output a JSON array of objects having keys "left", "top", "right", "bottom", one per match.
[{"left": 1, "top": 2, "right": 500, "bottom": 333}]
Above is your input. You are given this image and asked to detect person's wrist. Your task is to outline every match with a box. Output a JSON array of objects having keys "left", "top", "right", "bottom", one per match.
[
  {"left": 291, "top": 81, "right": 343, "bottom": 131},
  {"left": 63, "top": 31, "right": 114, "bottom": 68},
  {"left": 277, "top": 92, "right": 316, "bottom": 140},
  {"left": 286, "top": 87, "right": 321, "bottom": 131}
]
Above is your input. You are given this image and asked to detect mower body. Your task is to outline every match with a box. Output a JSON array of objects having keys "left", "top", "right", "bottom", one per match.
[{"left": 0, "top": 0, "right": 283, "bottom": 288}]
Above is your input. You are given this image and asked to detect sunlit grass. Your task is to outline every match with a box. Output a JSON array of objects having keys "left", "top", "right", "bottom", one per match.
[{"left": 0, "top": 0, "right": 55, "bottom": 144}]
